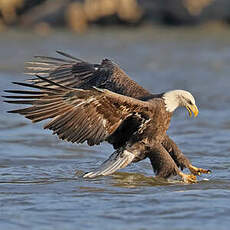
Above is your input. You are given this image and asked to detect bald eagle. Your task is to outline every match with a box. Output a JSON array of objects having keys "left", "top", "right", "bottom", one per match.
[{"left": 4, "top": 51, "right": 211, "bottom": 183}]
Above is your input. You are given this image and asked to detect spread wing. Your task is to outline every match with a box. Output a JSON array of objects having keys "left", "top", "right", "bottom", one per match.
[
  {"left": 4, "top": 76, "right": 152, "bottom": 146},
  {"left": 25, "top": 51, "right": 151, "bottom": 99}
]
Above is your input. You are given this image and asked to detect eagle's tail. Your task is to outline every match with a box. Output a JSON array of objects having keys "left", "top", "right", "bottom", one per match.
[{"left": 83, "top": 148, "right": 135, "bottom": 178}]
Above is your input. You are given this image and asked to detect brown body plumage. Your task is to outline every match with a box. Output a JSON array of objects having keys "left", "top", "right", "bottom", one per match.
[{"left": 4, "top": 51, "right": 211, "bottom": 183}]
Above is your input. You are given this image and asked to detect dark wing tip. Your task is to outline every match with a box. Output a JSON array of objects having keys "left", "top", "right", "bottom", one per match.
[
  {"left": 56, "top": 50, "right": 84, "bottom": 62},
  {"left": 2, "top": 95, "right": 12, "bottom": 99},
  {"left": 3, "top": 100, "right": 19, "bottom": 104},
  {"left": 7, "top": 110, "right": 18, "bottom": 113},
  {"left": 34, "top": 74, "right": 72, "bottom": 90}
]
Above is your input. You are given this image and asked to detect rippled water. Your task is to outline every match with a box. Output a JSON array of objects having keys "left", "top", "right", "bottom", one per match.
[{"left": 1, "top": 26, "right": 230, "bottom": 230}]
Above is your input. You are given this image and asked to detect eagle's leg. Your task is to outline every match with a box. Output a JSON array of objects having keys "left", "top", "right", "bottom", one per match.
[
  {"left": 162, "top": 135, "right": 211, "bottom": 176},
  {"left": 148, "top": 143, "right": 197, "bottom": 183},
  {"left": 162, "top": 135, "right": 190, "bottom": 170}
]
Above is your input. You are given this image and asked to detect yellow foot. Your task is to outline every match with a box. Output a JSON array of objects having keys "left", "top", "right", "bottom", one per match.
[
  {"left": 188, "top": 165, "right": 211, "bottom": 176},
  {"left": 179, "top": 172, "right": 197, "bottom": 184}
]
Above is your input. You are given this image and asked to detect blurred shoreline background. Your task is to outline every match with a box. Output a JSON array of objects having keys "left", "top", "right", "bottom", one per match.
[{"left": 1, "top": 0, "right": 230, "bottom": 34}]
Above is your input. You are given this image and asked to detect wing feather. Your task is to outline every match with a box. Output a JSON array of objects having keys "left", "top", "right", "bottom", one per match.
[
  {"left": 4, "top": 76, "right": 152, "bottom": 146},
  {"left": 25, "top": 51, "right": 151, "bottom": 99}
]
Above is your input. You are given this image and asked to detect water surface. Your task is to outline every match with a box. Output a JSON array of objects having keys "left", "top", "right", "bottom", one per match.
[{"left": 0, "top": 26, "right": 230, "bottom": 230}]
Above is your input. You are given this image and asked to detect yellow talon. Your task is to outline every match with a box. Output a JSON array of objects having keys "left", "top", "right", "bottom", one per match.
[
  {"left": 179, "top": 172, "right": 197, "bottom": 184},
  {"left": 188, "top": 164, "right": 211, "bottom": 176}
]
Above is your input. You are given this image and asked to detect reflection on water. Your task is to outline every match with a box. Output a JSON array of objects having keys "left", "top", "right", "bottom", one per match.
[
  {"left": 110, "top": 172, "right": 175, "bottom": 188},
  {"left": 1, "top": 27, "right": 230, "bottom": 230}
]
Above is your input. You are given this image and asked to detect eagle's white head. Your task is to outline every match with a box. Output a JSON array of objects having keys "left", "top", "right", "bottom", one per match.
[{"left": 162, "top": 90, "right": 199, "bottom": 117}]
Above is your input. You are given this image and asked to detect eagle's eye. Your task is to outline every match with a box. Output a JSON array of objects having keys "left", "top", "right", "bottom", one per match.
[{"left": 187, "top": 100, "right": 193, "bottom": 105}]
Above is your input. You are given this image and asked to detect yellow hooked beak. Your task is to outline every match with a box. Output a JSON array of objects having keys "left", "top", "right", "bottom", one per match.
[{"left": 186, "top": 104, "right": 199, "bottom": 118}]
